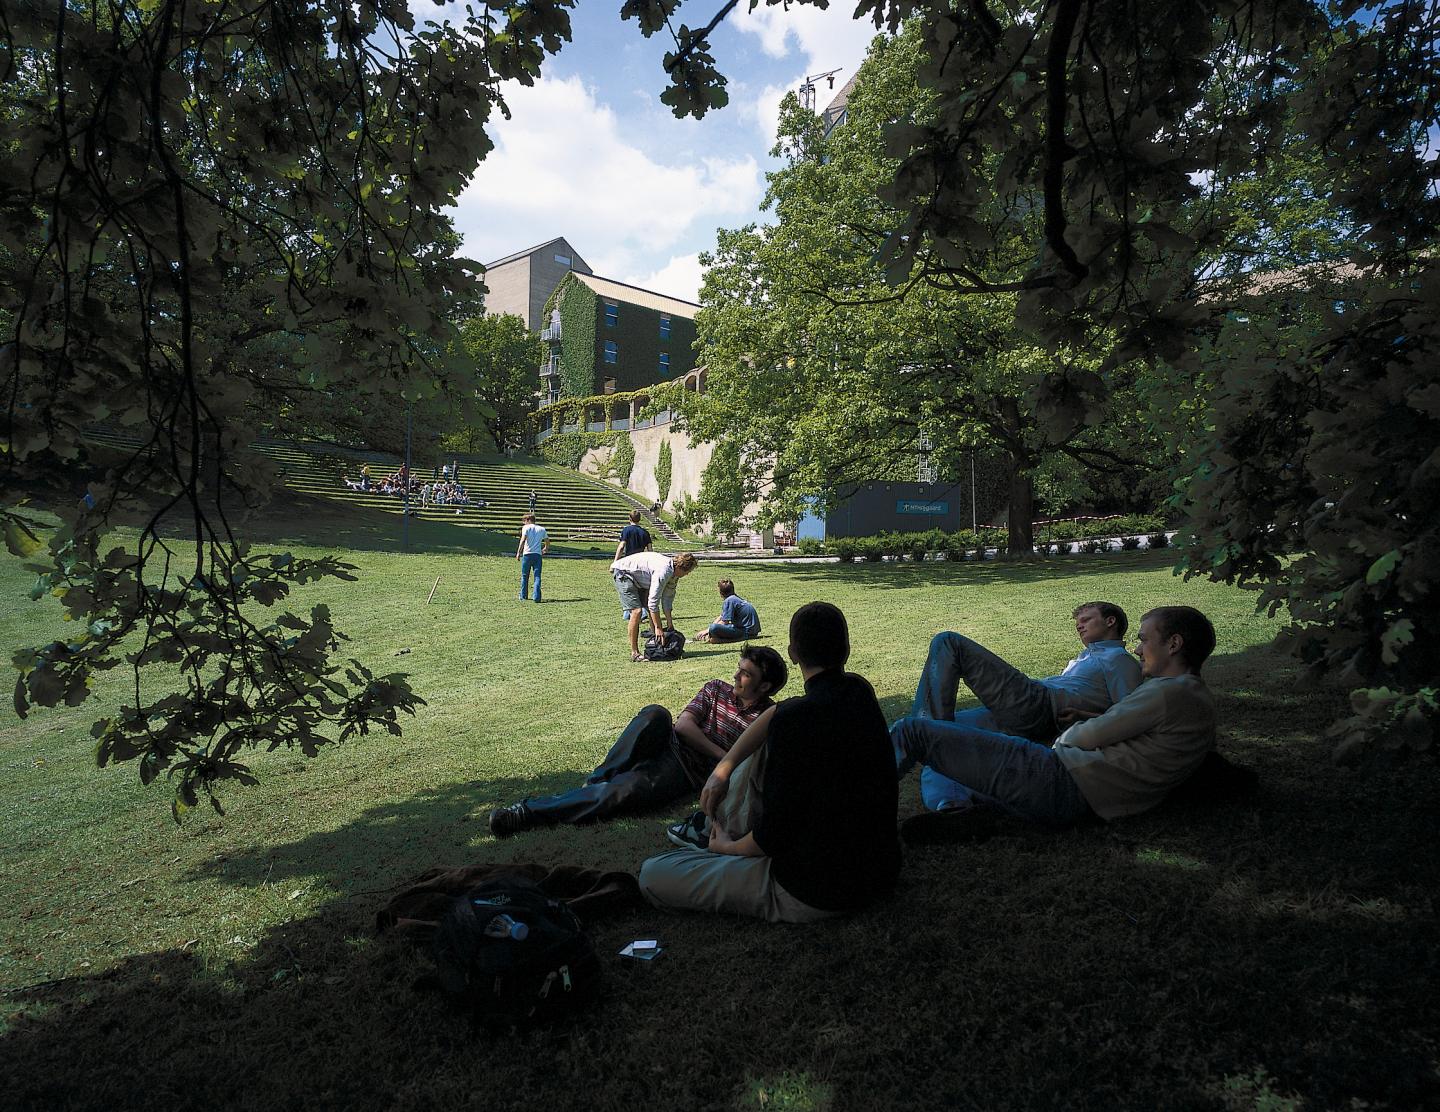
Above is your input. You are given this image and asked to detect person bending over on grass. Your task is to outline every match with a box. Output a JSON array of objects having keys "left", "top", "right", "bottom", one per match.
[
  {"left": 693, "top": 579, "right": 761, "bottom": 644},
  {"left": 611, "top": 550, "right": 698, "bottom": 662},
  {"left": 487, "top": 646, "right": 788, "bottom": 838},
  {"left": 908, "top": 601, "right": 1142, "bottom": 812},
  {"left": 892, "top": 606, "right": 1217, "bottom": 843},
  {"left": 638, "top": 602, "right": 901, "bottom": 923}
]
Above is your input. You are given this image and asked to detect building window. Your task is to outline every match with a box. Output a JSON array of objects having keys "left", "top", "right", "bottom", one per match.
[
  {"left": 604, "top": 340, "right": 617, "bottom": 364},
  {"left": 659, "top": 314, "right": 671, "bottom": 339},
  {"left": 603, "top": 377, "right": 617, "bottom": 394},
  {"left": 659, "top": 352, "right": 670, "bottom": 375},
  {"left": 604, "top": 300, "right": 618, "bottom": 328},
  {"left": 554, "top": 253, "right": 571, "bottom": 266}
]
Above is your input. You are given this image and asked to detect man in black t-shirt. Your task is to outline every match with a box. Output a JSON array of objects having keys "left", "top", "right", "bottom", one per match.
[
  {"left": 614, "top": 508, "right": 653, "bottom": 560},
  {"left": 638, "top": 602, "right": 900, "bottom": 923}
]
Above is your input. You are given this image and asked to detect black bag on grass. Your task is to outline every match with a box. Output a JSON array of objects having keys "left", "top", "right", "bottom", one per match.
[
  {"left": 430, "top": 878, "right": 600, "bottom": 1025},
  {"left": 643, "top": 628, "right": 686, "bottom": 661}
]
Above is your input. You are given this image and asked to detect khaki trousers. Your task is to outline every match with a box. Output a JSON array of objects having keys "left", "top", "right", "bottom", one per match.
[{"left": 637, "top": 746, "right": 839, "bottom": 924}]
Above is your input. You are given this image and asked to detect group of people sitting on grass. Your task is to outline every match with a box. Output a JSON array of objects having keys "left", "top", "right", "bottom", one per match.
[
  {"left": 489, "top": 591, "right": 1231, "bottom": 925},
  {"left": 344, "top": 464, "right": 417, "bottom": 495},
  {"left": 342, "top": 465, "right": 484, "bottom": 512},
  {"left": 419, "top": 480, "right": 481, "bottom": 509}
]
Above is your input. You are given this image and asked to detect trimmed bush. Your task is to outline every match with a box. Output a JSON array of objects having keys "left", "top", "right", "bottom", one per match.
[
  {"left": 1120, "top": 535, "right": 1142, "bottom": 550},
  {"left": 1081, "top": 539, "right": 1104, "bottom": 554},
  {"left": 655, "top": 439, "right": 673, "bottom": 504},
  {"left": 1147, "top": 532, "right": 1171, "bottom": 550}
]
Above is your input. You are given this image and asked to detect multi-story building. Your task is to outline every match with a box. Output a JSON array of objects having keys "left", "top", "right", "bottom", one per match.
[
  {"left": 482, "top": 237, "right": 592, "bottom": 332},
  {"left": 540, "top": 271, "right": 699, "bottom": 403}
]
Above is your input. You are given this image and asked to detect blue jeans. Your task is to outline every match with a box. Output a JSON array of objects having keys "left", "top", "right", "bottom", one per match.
[
  {"left": 892, "top": 715, "right": 1092, "bottom": 826},
  {"left": 911, "top": 632, "right": 1056, "bottom": 742},
  {"left": 519, "top": 553, "right": 543, "bottom": 600},
  {"left": 706, "top": 621, "right": 746, "bottom": 641},
  {"left": 917, "top": 707, "right": 996, "bottom": 811}
]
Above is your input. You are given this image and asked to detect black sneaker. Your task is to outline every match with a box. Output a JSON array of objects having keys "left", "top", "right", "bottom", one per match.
[
  {"left": 488, "top": 802, "right": 533, "bottom": 838},
  {"left": 665, "top": 810, "right": 709, "bottom": 851},
  {"left": 900, "top": 804, "right": 1002, "bottom": 846}
]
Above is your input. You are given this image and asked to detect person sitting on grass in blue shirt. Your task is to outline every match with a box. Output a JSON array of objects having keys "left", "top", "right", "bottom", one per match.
[
  {"left": 693, "top": 578, "right": 761, "bottom": 644},
  {"left": 904, "top": 601, "right": 1142, "bottom": 813},
  {"left": 892, "top": 605, "right": 1217, "bottom": 843}
]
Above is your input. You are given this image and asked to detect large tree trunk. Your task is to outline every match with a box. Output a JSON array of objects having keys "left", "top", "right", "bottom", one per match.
[{"left": 1006, "top": 458, "right": 1035, "bottom": 556}]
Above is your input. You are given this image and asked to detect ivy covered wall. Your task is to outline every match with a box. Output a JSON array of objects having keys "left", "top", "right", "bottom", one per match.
[
  {"left": 549, "top": 275, "right": 599, "bottom": 400},
  {"left": 545, "top": 273, "right": 697, "bottom": 398}
]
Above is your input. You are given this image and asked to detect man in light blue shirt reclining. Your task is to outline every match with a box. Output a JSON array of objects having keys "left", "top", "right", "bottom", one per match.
[
  {"left": 893, "top": 606, "right": 1218, "bottom": 842},
  {"left": 907, "top": 602, "right": 1142, "bottom": 813}
]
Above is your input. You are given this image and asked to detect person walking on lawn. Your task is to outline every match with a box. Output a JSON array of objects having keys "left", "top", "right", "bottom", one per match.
[
  {"left": 615, "top": 509, "right": 653, "bottom": 560},
  {"left": 516, "top": 513, "right": 549, "bottom": 602},
  {"left": 488, "top": 646, "right": 788, "bottom": 837}
]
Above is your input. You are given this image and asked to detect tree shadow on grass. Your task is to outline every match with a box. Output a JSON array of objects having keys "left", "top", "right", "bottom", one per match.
[
  {"left": 229, "top": 492, "right": 613, "bottom": 559},
  {"left": 6, "top": 757, "right": 1437, "bottom": 1111},
  {"left": 3, "top": 647, "right": 1437, "bottom": 1111},
  {"left": 183, "top": 769, "right": 594, "bottom": 890}
]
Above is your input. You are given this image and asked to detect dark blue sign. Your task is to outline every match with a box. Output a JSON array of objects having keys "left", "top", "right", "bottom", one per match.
[{"left": 897, "top": 500, "right": 948, "bottom": 515}]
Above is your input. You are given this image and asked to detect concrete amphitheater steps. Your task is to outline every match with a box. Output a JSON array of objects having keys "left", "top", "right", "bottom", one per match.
[
  {"left": 80, "top": 430, "right": 655, "bottom": 545},
  {"left": 252, "top": 441, "right": 648, "bottom": 543}
]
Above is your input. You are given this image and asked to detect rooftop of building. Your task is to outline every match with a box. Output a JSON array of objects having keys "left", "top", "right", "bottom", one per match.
[
  {"left": 484, "top": 236, "right": 590, "bottom": 271},
  {"left": 571, "top": 272, "right": 701, "bottom": 318}
]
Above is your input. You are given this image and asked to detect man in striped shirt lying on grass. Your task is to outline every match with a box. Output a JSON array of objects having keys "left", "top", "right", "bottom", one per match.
[{"left": 487, "top": 645, "right": 788, "bottom": 838}]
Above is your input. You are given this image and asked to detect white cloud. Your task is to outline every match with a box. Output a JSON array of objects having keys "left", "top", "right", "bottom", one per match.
[
  {"left": 626, "top": 252, "right": 707, "bottom": 303},
  {"left": 732, "top": 3, "right": 883, "bottom": 64},
  {"left": 450, "top": 76, "right": 763, "bottom": 278},
  {"left": 731, "top": 4, "right": 885, "bottom": 148}
]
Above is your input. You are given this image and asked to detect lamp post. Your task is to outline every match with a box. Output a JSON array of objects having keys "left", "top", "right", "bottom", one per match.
[{"left": 402, "top": 401, "right": 413, "bottom": 551}]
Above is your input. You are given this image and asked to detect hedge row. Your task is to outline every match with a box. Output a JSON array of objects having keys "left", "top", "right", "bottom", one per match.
[{"left": 794, "top": 515, "right": 1170, "bottom": 561}]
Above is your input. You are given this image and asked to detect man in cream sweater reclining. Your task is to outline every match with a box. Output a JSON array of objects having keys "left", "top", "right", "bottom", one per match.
[{"left": 891, "top": 606, "right": 1216, "bottom": 841}]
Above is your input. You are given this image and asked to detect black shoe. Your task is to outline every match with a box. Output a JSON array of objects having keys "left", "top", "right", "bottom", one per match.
[
  {"left": 901, "top": 804, "right": 1002, "bottom": 846},
  {"left": 489, "top": 802, "right": 533, "bottom": 838},
  {"left": 666, "top": 810, "right": 709, "bottom": 850}
]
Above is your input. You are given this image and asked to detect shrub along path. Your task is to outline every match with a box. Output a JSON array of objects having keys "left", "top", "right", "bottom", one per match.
[{"left": 1, "top": 534, "right": 1435, "bottom": 1110}]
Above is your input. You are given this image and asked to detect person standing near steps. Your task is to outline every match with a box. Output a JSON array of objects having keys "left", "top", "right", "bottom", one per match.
[{"left": 516, "top": 513, "right": 549, "bottom": 603}]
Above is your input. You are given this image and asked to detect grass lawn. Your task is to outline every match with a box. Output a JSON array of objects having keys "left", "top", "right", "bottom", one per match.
[{"left": 1, "top": 516, "right": 1436, "bottom": 1110}]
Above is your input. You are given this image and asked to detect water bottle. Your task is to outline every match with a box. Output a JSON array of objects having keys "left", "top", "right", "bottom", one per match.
[{"left": 482, "top": 912, "right": 529, "bottom": 941}]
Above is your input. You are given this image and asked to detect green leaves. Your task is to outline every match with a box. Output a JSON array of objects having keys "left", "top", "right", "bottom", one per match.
[
  {"left": 4, "top": 517, "right": 43, "bottom": 559},
  {"left": 1179, "top": 264, "right": 1440, "bottom": 759},
  {"left": 1365, "top": 550, "right": 1400, "bottom": 586}
]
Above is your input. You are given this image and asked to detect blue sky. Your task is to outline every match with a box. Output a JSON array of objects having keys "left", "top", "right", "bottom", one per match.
[{"left": 437, "top": 4, "right": 886, "bottom": 302}]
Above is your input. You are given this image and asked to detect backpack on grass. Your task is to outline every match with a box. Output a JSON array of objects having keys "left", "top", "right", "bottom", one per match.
[
  {"left": 430, "top": 878, "right": 601, "bottom": 1026},
  {"left": 643, "top": 629, "right": 686, "bottom": 661}
]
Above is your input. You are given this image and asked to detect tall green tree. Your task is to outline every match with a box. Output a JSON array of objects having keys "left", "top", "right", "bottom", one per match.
[
  {"left": 0, "top": 0, "right": 573, "bottom": 814},
  {"left": 458, "top": 313, "right": 541, "bottom": 451},
  {"left": 690, "top": 28, "right": 1146, "bottom": 553},
  {"left": 674, "top": 0, "right": 1438, "bottom": 755},
  {"left": 4, "top": 0, "right": 1436, "bottom": 814}
]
